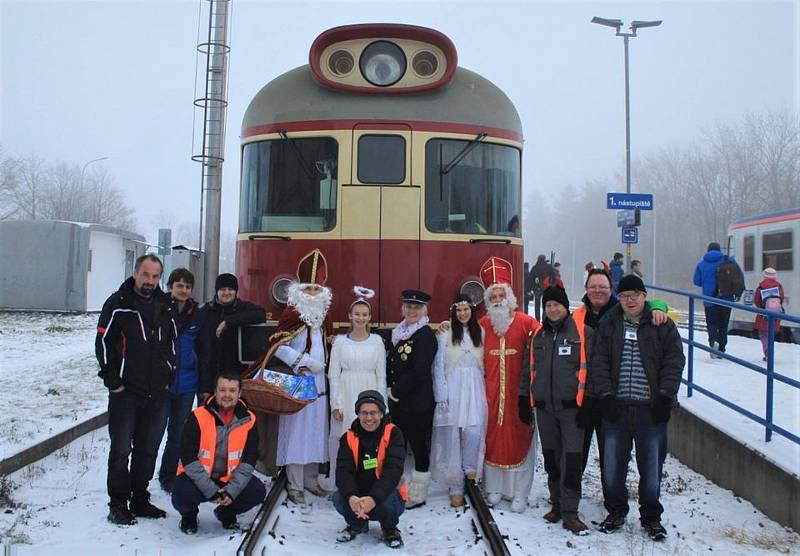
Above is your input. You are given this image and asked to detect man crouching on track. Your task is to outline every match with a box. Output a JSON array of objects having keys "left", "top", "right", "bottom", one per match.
[
  {"left": 333, "top": 390, "right": 407, "bottom": 549},
  {"left": 171, "top": 371, "right": 266, "bottom": 534}
]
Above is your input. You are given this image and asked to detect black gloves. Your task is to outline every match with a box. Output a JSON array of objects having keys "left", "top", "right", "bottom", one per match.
[
  {"left": 600, "top": 395, "right": 620, "bottom": 423},
  {"left": 651, "top": 394, "right": 674, "bottom": 423},
  {"left": 518, "top": 395, "right": 533, "bottom": 425},
  {"left": 576, "top": 396, "right": 598, "bottom": 429}
]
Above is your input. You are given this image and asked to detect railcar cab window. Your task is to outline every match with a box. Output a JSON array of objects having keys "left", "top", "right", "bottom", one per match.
[
  {"left": 424, "top": 139, "right": 521, "bottom": 237},
  {"left": 239, "top": 138, "right": 338, "bottom": 232},
  {"left": 357, "top": 134, "right": 405, "bottom": 184},
  {"left": 762, "top": 230, "right": 793, "bottom": 271}
]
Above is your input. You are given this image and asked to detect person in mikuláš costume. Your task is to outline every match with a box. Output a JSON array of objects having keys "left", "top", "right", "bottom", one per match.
[
  {"left": 522, "top": 286, "right": 593, "bottom": 535},
  {"left": 387, "top": 289, "right": 438, "bottom": 509},
  {"left": 333, "top": 390, "right": 407, "bottom": 549},
  {"left": 172, "top": 371, "right": 265, "bottom": 534},
  {"left": 255, "top": 248, "right": 334, "bottom": 504},
  {"left": 478, "top": 256, "right": 541, "bottom": 512}
]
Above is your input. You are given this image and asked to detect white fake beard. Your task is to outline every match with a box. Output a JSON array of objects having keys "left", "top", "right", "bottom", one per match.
[
  {"left": 287, "top": 283, "right": 332, "bottom": 328},
  {"left": 486, "top": 302, "right": 515, "bottom": 336}
]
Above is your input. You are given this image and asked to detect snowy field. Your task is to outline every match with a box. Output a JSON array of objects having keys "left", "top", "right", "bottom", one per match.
[
  {"left": 0, "top": 428, "right": 797, "bottom": 554},
  {"left": 0, "top": 312, "right": 105, "bottom": 459}
]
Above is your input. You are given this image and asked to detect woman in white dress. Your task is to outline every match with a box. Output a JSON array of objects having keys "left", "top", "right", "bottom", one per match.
[
  {"left": 327, "top": 287, "right": 387, "bottom": 485},
  {"left": 431, "top": 294, "right": 488, "bottom": 507}
]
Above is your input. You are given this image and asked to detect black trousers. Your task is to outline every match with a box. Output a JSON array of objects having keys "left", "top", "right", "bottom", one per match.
[
  {"left": 704, "top": 304, "right": 732, "bottom": 352},
  {"left": 390, "top": 408, "right": 434, "bottom": 472}
]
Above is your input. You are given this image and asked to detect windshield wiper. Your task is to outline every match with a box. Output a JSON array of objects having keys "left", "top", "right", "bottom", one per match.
[
  {"left": 440, "top": 133, "right": 487, "bottom": 175},
  {"left": 278, "top": 129, "right": 317, "bottom": 180}
]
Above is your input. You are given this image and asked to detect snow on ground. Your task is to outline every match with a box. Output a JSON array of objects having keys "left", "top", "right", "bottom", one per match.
[
  {"left": 677, "top": 329, "right": 800, "bottom": 474},
  {"left": 1, "top": 428, "right": 797, "bottom": 555},
  {"left": 0, "top": 312, "right": 105, "bottom": 459}
]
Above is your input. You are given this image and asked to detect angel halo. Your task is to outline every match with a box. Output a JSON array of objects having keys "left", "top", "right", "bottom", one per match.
[{"left": 350, "top": 285, "right": 375, "bottom": 310}]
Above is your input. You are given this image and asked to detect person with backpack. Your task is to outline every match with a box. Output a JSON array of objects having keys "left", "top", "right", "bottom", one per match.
[
  {"left": 753, "top": 268, "right": 784, "bottom": 362},
  {"left": 693, "top": 242, "right": 744, "bottom": 358}
]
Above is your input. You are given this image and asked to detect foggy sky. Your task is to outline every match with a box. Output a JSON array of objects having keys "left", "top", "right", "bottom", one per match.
[{"left": 2, "top": 0, "right": 797, "bottom": 254}]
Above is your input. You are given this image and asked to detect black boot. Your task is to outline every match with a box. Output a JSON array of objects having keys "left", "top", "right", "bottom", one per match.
[
  {"left": 180, "top": 512, "right": 198, "bottom": 535},
  {"left": 214, "top": 506, "right": 239, "bottom": 530},
  {"left": 107, "top": 503, "right": 137, "bottom": 526},
  {"left": 130, "top": 496, "right": 167, "bottom": 518}
]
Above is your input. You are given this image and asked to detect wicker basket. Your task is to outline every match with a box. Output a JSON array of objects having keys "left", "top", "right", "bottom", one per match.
[{"left": 241, "top": 376, "right": 313, "bottom": 415}]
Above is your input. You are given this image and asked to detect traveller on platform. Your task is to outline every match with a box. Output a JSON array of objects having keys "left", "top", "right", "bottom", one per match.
[
  {"left": 478, "top": 257, "right": 540, "bottom": 512},
  {"left": 172, "top": 371, "right": 265, "bottom": 534},
  {"left": 692, "top": 242, "right": 740, "bottom": 358},
  {"left": 589, "top": 274, "right": 685, "bottom": 541},
  {"left": 431, "top": 294, "right": 487, "bottom": 508},
  {"left": 201, "top": 273, "right": 266, "bottom": 398},
  {"left": 523, "top": 286, "right": 593, "bottom": 535},
  {"left": 753, "top": 267, "right": 785, "bottom": 361},
  {"left": 333, "top": 390, "right": 406, "bottom": 549},
  {"left": 157, "top": 267, "right": 208, "bottom": 493},
  {"left": 609, "top": 252, "right": 625, "bottom": 290},
  {"left": 96, "top": 254, "right": 176, "bottom": 525},
  {"left": 387, "top": 289, "right": 438, "bottom": 509},
  {"left": 328, "top": 286, "right": 387, "bottom": 488}
]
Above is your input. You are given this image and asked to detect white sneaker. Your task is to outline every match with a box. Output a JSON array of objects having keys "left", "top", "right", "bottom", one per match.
[
  {"left": 486, "top": 492, "right": 502, "bottom": 506},
  {"left": 710, "top": 341, "right": 721, "bottom": 359},
  {"left": 510, "top": 497, "right": 527, "bottom": 513}
]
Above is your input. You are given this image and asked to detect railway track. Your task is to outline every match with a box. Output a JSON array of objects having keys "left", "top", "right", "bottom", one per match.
[{"left": 238, "top": 472, "right": 511, "bottom": 555}]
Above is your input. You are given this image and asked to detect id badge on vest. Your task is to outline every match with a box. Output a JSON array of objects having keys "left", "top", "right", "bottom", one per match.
[
  {"left": 625, "top": 329, "right": 638, "bottom": 341},
  {"left": 558, "top": 344, "right": 572, "bottom": 356},
  {"left": 363, "top": 457, "right": 378, "bottom": 470}
]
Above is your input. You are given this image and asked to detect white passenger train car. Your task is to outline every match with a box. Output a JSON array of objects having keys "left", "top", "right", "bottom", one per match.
[{"left": 728, "top": 208, "right": 799, "bottom": 342}]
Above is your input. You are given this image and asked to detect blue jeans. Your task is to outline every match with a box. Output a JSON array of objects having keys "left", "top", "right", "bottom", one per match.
[
  {"left": 171, "top": 473, "right": 266, "bottom": 517},
  {"left": 333, "top": 489, "right": 405, "bottom": 529},
  {"left": 107, "top": 390, "right": 166, "bottom": 506},
  {"left": 602, "top": 405, "right": 667, "bottom": 523},
  {"left": 704, "top": 304, "right": 732, "bottom": 352},
  {"left": 157, "top": 392, "right": 195, "bottom": 484}
]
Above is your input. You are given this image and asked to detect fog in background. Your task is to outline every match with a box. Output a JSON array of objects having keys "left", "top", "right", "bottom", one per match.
[{"left": 2, "top": 0, "right": 798, "bottom": 287}]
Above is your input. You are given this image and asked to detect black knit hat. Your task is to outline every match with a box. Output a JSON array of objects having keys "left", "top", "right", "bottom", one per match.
[
  {"left": 355, "top": 390, "right": 387, "bottom": 414},
  {"left": 707, "top": 242, "right": 721, "bottom": 252},
  {"left": 215, "top": 273, "right": 239, "bottom": 292},
  {"left": 542, "top": 286, "right": 570, "bottom": 311},
  {"left": 617, "top": 274, "right": 646, "bottom": 294}
]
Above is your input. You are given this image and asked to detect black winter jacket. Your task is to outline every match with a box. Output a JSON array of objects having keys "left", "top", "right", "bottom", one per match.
[
  {"left": 588, "top": 304, "right": 685, "bottom": 402},
  {"left": 95, "top": 278, "right": 177, "bottom": 396},
  {"left": 201, "top": 297, "right": 266, "bottom": 394},
  {"left": 387, "top": 326, "right": 438, "bottom": 415},
  {"left": 336, "top": 418, "right": 405, "bottom": 505}
]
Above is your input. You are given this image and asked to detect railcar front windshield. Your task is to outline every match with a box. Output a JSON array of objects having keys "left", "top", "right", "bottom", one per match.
[
  {"left": 239, "top": 137, "right": 338, "bottom": 233},
  {"left": 424, "top": 139, "right": 521, "bottom": 237}
]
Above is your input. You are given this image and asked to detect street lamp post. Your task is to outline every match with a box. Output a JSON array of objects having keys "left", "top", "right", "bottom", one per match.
[
  {"left": 80, "top": 156, "right": 109, "bottom": 188},
  {"left": 591, "top": 16, "right": 661, "bottom": 270}
]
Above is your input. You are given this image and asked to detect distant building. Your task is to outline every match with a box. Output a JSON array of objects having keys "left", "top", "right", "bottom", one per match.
[{"left": 0, "top": 220, "right": 147, "bottom": 312}]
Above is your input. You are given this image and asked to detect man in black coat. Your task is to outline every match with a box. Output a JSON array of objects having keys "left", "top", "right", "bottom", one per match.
[
  {"left": 334, "top": 391, "right": 406, "bottom": 549},
  {"left": 529, "top": 254, "right": 556, "bottom": 320},
  {"left": 200, "top": 273, "right": 266, "bottom": 399},
  {"left": 588, "top": 275, "right": 685, "bottom": 541},
  {"left": 386, "top": 289, "right": 438, "bottom": 509},
  {"left": 95, "top": 254, "right": 177, "bottom": 525}
]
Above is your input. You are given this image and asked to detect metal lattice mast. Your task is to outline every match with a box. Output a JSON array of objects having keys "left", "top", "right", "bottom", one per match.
[{"left": 193, "top": 0, "right": 231, "bottom": 301}]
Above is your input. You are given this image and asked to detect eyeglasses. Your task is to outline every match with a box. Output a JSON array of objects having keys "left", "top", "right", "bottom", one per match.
[
  {"left": 619, "top": 292, "right": 643, "bottom": 302},
  {"left": 587, "top": 285, "right": 611, "bottom": 291},
  {"left": 358, "top": 410, "right": 382, "bottom": 418}
]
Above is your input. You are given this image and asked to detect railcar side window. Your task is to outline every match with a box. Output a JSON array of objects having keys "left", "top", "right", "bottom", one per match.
[
  {"left": 762, "top": 230, "right": 793, "bottom": 271},
  {"left": 239, "top": 138, "right": 338, "bottom": 232},
  {"left": 357, "top": 135, "right": 405, "bottom": 184},
  {"left": 424, "top": 139, "right": 521, "bottom": 237},
  {"left": 743, "top": 235, "right": 754, "bottom": 271}
]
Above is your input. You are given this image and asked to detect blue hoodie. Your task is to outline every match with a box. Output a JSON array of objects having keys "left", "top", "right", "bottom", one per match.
[
  {"left": 610, "top": 259, "right": 624, "bottom": 289},
  {"left": 693, "top": 249, "right": 737, "bottom": 307}
]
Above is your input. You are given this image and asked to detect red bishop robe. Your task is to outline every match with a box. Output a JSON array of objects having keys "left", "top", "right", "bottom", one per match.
[{"left": 480, "top": 311, "right": 540, "bottom": 467}]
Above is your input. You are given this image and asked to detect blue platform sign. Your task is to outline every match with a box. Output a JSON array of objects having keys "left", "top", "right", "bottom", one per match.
[
  {"left": 622, "top": 226, "right": 638, "bottom": 244},
  {"left": 607, "top": 193, "right": 654, "bottom": 210}
]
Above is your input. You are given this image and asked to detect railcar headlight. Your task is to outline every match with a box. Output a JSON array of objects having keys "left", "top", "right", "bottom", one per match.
[
  {"left": 271, "top": 276, "right": 293, "bottom": 305},
  {"left": 328, "top": 49, "right": 355, "bottom": 76},
  {"left": 359, "top": 41, "right": 406, "bottom": 87},
  {"left": 460, "top": 280, "right": 485, "bottom": 306},
  {"left": 412, "top": 51, "right": 438, "bottom": 77}
]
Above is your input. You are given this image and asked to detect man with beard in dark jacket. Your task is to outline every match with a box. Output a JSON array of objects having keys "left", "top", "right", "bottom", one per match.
[
  {"left": 589, "top": 275, "right": 685, "bottom": 541},
  {"left": 334, "top": 390, "right": 407, "bottom": 549},
  {"left": 200, "top": 273, "right": 266, "bottom": 399},
  {"left": 96, "top": 254, "right": 177, "bottom": 525}
]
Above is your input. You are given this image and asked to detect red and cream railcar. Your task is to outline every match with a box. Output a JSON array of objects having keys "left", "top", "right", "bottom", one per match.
[{"left": 236, "top": 23, "right": 524, "bottom": 330}]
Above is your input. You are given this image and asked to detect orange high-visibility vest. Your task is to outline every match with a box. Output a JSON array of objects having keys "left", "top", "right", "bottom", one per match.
[
  {"left": 346, "top": 423, "right": 409, "bottom": 501},
  {"left": 176, "top": 401, "right": 256, "bottom": 483},
  {"left": 528, "top": 310, "right": 588, "bottom": 407}
]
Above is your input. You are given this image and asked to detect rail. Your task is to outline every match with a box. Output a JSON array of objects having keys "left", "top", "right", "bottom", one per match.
[
  {"left": 465, "top": 477, "right": 511, "bottom": 556},
  {"left": 647, "top": 284, "right": 800, "bottom": 444},
  {"left": 237, "top": 469, "right": 288, "bottom": 556}
]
